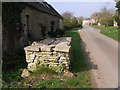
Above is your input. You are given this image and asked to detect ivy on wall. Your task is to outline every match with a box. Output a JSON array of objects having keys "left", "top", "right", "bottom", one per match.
[
  {"left": 2, "top": 2, "right": 25, "bottom": 32},
  {"left": 2, "top": 2, "right": 26, "bottom": 54}
]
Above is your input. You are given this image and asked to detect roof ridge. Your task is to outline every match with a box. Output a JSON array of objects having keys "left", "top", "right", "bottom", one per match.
[{"left": 26, "top": 2, "right": 63, "bottom": 19}]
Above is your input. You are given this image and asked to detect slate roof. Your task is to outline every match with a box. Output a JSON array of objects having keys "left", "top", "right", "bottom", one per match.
[{"left": 26, "top": 2, "right": 63, "bottom": 19}]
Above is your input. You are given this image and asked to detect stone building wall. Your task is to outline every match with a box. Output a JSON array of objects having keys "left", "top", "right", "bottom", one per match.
[
  {"left": 21, "top": 6, "right": 63, "bottom": 42},
  {"left": 24, "top": 37, "right": 72, "bottom": 72},
  {"left": 2, "top": 3, "right": 63, "bottom": 54}
]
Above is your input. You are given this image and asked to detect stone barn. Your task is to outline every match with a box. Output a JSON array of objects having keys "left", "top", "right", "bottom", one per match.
[{"left": 2, "top": 2, "right": 63, "bottom": 55}]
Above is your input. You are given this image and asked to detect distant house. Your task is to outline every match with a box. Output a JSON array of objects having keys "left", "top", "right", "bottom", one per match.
[
  {"left": 114, "top": 20, "right": 118, "bottom": 27},
  {"left": 2, "top": 2, "right": 63, "bottom": 54},
  {"left": 82, "top": 19, "right": 97, "bottom": 26},
  {"left": 98, "top": 22, "right": 101, "bottom": 26},
  {"left": 82, "top": 19, "right": 91, "bottom": 26}
]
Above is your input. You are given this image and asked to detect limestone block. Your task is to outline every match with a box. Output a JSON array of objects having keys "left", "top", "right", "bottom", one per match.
[
  {"left": 66, "top": 37, "right": 71, "bottom": 42},
  {"left": 34, "top": 59, "right": 40, "bottom": 65},
  {"left": 43, "top": 64, "right": 49, "bottom": 67},
  {"left": 32, "top": 42, "right": 46, "bottom": 47},
  {"left": 52, "top": 39, "right": 60, "bottom": 45},
  {"left": 63, "top": 71, "right": 75, "bottom": 77},
  {"left": 65, "top": 54, "right": 69, "bottom": 57},
  {"left": 59, "top": 57, "right": 66, "bottom": 61},
  {"left": 24, "top": 45, "right": 40, "bottom": 52},
  {"left": 66, "top": 66, "right": 69, "bottom": 69},
  {"left": 26, "top": 54, "right": 35, "bottom": 63},
  {"left": 38, "top": 58, "right": 45, "bottom": 61},
  {"left": 26, "top": 59, "right": 34, "bottom": 63},
  {"left": 49, "top": 62, "right": 59, "bottom": 65},
  {"left": 21, "top": 69, "right": 30, "bottom": 78},
  {"left": 62, "top": 61, "right": 68, "bottom": 64},
  {"left": 40, "top": 38, "right": 55, "bottom": 45},
  {"left": 27, "top": 63, "right": 37, "bottom": 71},
  {"left": 48, "top": 56, "right": 59, "bottom": 59},
  {"left": 52, "top": 51, "right": 57, "bottom": 55},
  {"left": 40, "top": 55, "right": 51, "bottom": 57},
  {"left": 34, "top": 55, "right": 39, "bottom": 60},
  {"left": 49, "top": 44, "right": 56, "bottom": 48},
  {"left": 54, "top": 42, "right": 71, "bottom": 53},
  {"left": 25, "top": 51, "right": 33, "bottom": 55},
  {"left": 26, "top": 54, "right": 35, "bottom": 59},
  {"left": 58, "top": 53, "right": 66, "bottom": 57},
  {"left": 41, "top": 46, "right": 51, "bottom": 52},
  {"left": 52, "top": 65, "right": 58, "bottom": 67},
  {"left": 55, "top": 37, "right": 71, "bottom": 45},
  {"left": 40, "top": 52, "right": 52, "bottom": 55}
]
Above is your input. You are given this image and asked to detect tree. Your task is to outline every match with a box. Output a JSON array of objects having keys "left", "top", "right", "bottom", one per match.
[
  {"left": 77, "top": 16, "right": 84, "bottom": 25},
  {"left": 113, "top": 15, "right": 119, "bottom": 22},
  {"left": 61, "top": 11, "right": 74, "bottom": 20},
  {"left": 99, "top": 18, "right": 107, "bottom": 26},
  {"left": 62, "top": 11, "right": 83, "bottom": 29},
  {"left": 71, "top": 17, "right": 78, "bottom": 26},
  {"left": 91, "top": 12, "right": 101, "bottom": 20},
  {"left": 91, "top": 7, "right": 115, "bottom": 26},
  {"left": 116, "top": 1, "right": 120, "bottom": 16},
  {"left": 115, "top": 1, "right": 120, "bottom": 27}
]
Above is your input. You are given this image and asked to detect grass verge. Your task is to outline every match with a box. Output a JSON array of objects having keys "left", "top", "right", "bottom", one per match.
[
  {"left": 63, "top": 32, "right": 91, "bottom": 88},
  {"left": 65, "top": 27, "right": 82, "bottom": 31},
  {"left": 92, "top": 25, "right": 119, "bottom": 42}
]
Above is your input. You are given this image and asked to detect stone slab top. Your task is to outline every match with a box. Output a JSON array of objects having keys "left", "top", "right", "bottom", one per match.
[
  {"left": 24, "top": 37, "right": 71, "bottom": 52},
  {"left": 54, "top": 42, "right": 71, "bottom": 53},
  {"left": 24, "top": 45, "right": 40, "bottom": 52}
]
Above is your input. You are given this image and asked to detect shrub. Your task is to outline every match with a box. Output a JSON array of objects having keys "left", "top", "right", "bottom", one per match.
[
  {"left": 63, "top": 17, "right": 82, "bottom": 29},
  {"left": 48, "top": 29, "right": 65, "bottom": 37},
  {"left": 118, "top": 19, "right": 120, "bottom": 27},
  {"left": 99, "top": 18, "right": 107, "bottom": 26},
  {"left": 113, "top": 15, "right": 119, "bottom": 22},
  {"left": 56, "top": 29, "right": 65, "bottom": 36},
  {"left": 47, "top": 31, "right": 57, "bottom": 37},
  {"left": 65, "top": 77, "right": 80, "bottom": 86},
  {"left": 107, "top": 19, "right": 113, "bottom": 26}
]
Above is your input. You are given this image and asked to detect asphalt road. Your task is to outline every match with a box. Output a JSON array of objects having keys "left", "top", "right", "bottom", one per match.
[{"left": 79, "top": 26, "right": 118, "bottom": 88}]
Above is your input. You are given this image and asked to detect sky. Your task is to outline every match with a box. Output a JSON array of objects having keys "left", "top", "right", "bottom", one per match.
[{"left": 46, "top": 1, "right": 116, "bottom": 18}]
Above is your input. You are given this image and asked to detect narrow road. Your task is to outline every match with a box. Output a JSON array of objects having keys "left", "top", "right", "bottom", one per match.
[{"left": 78, "top": 26, "right": 118, "bottom": 88}]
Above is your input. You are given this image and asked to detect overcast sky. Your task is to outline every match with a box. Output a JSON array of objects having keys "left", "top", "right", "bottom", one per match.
[{"left": 46, "top": 1, "right": 116, "bottom": 18}]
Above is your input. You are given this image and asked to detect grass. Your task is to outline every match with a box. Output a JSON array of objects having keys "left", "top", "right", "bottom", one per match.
[
  {"left": 92, "top": 25, "right": 119, "bottom": 42},
  {"left": 2, "top": 31, "right": 91, "bottom": 88},
  {"left": 63, "top": 32, "right": 91, "bottom": 88},
  {"left": 32, "top": 66, "right": 58, "bottom": 75},
  {"left": 2, "top": 49, "right": 27, "bottom": 85},
  {"left": 34, "top": 78, "right": 66, "bottom": 88},
  {"left": 65, "top": 27, "right": 82, "bottom": 31}
]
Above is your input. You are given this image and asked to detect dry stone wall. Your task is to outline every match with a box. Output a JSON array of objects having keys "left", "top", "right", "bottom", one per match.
[{"left": 24, "top": 37, "right": 72, "bottom": 72}]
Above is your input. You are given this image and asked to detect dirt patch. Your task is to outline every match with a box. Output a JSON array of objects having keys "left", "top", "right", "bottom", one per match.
[{"left": 23, "top": 71, "right": 76, "bottom": 80}]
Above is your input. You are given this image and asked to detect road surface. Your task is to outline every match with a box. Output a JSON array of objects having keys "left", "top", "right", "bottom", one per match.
[{"left": 79, "top": 26, "right": 118, "bottom": 88}]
